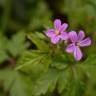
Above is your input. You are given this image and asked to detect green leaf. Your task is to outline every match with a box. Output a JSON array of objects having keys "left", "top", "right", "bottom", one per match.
[
  {"left": 0, "top": 34, "right": 9, "bottom": 63},
  {"left": 79, "top": 54, "right": 96, "bottom": 81},
  {"left": 28, "top": 32, "right": 49, "bottom": 51},
  {"left": 0, "top": 49, "right": 9, "bottom": 63},
  {"left": 0, "top": 69, "right": 33, "bottom": 96},
  {"left": 57, "top": 69, "right": 70, "bottom": 94},
  {"left": 61, "top": 80, "right": 86, "bottom": 96},
  {"left": 75, "top": 55, "right": 96, "bottom": 96},
  {"left": 16, "top": 50, "right": 51, "bottom": 75},
  {"left": 32, "top": 69, "right": 59, "bottom": 96},
  {"left": 35, "top": 32, "right": 47, "bottom": 40},
  {"left": 7, "top": 31, "right": 30, "bottom": 57},
  {"left": 10, "top": 72, "right": 33, "bottom": 96},
  {"left": 57, "top": 64, "right": 86, "bottom": 96},
  {"left": 51, "top": 54, "right": 68, "bottom": 70}
]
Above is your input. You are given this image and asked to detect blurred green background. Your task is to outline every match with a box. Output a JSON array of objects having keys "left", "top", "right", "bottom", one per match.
[{"left": 0, "top": 0, "right": 96, "bottom": 96}]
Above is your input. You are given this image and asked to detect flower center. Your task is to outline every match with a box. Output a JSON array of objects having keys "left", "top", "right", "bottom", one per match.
[
  {"left": 76, "top": 42, "right": 80, "bottom": 46},
  {"left": 55, "top": 30, "right": 60, "bottom": 35}
]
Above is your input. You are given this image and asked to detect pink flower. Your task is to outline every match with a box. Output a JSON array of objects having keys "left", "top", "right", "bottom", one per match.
[
  {"left": 45, "top": 19, "right": 68, "bottom": 44},
  {"left": 66, "top": 30, "right": 91, "bottom": 61}
]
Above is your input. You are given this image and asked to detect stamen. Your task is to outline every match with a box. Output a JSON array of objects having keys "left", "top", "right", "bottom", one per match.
[
  {"left": 77, "top": 42, "right": 80, "bottom": 46},
  {"left": 55, "top": 30, "right": 60, "bottom": 35}
]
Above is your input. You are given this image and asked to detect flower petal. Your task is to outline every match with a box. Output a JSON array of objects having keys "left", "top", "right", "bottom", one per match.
[
  {"left": 59, "top": 32, "right": 68, "bottom": 40},
  {"left": 45, "top": 29, "right": 55, "bottom": 37},
  {"left": 51, "top": 36, "right": 60, "bottom": 44},
  {"left": 66, "top": 43, "right": 75, "bottom": 53},
  {"left": 79, "top": 37, "right": 91, "bottom": 47},
  {"left": 74, "top": 46, "right": 83, "bottom": 61},
  {"left": 78, "top": 30, "right": 85, "bottom": 41},
  {"left": 60, "top": 23, "right": 68, "bottom": 32},
  {"left": 54, "top": 19, "right": 61, "bottom": 30},
  {"left": 69, "top": 31, "right": 78, "bottom": 43}
]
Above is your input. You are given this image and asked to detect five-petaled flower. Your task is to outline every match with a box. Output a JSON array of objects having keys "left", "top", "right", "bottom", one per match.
[
  {"left": 45, "top": 19, "right": 68, "bottom": 44},
  {"left": 66, "top": 30, "right": 91, "bottom": 61}
]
